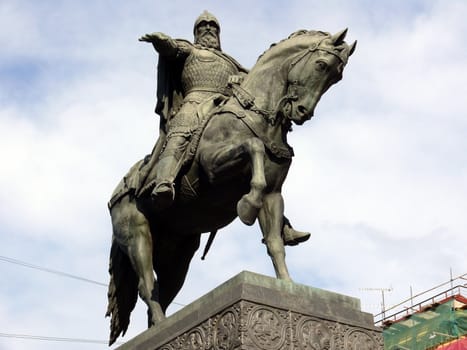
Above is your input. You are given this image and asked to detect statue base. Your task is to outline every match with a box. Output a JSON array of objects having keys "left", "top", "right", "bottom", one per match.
[{"left": 116, "top": 271, "right": 383, "bottom": 349}]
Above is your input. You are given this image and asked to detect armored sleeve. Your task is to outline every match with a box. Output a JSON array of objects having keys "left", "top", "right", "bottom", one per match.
[{"left": 152, "top": 35, "right": 192, "bottom": 60}]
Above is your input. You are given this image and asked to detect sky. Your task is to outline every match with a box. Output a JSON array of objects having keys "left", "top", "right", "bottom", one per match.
[{"left": 0, "top": 0, "right": 466, "bottom": 349}]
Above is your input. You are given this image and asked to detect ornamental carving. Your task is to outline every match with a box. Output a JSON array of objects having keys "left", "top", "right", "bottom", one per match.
[
  {"left": 246, "top": 306, "right": 286, "bottom": 350},
  {"left": 344, "top": 329, "right": 379, "bottom": 350},
  {"left": 159, "top": 345, "right": 174, "bottom": 350},
  {"left": 185, "top": 327, "right": 206, "bottom": 350},
  {"left": 153, "top": 301, "right": 383, "bottom": 350},
  {"left": 215, "top": 310, "right": 240, "bottom": 350},
  {"left": 297, "top": 317, "right": 334, "bottom": 350}
]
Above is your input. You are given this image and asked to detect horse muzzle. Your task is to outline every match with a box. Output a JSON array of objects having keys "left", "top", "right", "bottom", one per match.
[{"left": 290, "top": 103, "right": 314, "bottom": 125}]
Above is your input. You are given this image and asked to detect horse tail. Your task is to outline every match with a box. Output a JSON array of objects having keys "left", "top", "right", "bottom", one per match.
[{"left": 106, "top": 238, "right": 138, "bottom": 346}]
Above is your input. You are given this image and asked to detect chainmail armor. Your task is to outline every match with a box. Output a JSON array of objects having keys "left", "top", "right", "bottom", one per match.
[{"left": 181, "top": 49, "right": 237, "bottom": 96}]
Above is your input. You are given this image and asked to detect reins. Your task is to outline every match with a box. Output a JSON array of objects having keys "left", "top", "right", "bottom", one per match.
[
  {"left": 231, "top": 81, "right": 297, "bottom": 127},
  {"left": 231, "top": 35, "right": 347, "bottom": 128}
]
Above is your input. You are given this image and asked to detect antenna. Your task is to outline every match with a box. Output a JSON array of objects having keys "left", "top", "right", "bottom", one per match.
[{"left": 360, "top": 287, "right": 393, "bottom": 319}]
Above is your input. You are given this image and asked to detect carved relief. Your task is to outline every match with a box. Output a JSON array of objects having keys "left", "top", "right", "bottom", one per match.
[
  {"left": 344, "top": 329, "right": 379, "bottom": 350},
  {"left": 215, "top": 310, "right": 239, "bottom": 350},
  {"left": 185, "top": 327, "right": 206, "bottom": 350},
  {"left": 155, "top": 302, "right": 383, "bottom": 350},
  {"left": 246, "top": 306, "right": 286, "bottom": 350},
  {"left": 159, "top": 345, "right": 174, "bottom": 350},
  {"left": 297, "top": 317, "right": 334, "bottom": 350}
]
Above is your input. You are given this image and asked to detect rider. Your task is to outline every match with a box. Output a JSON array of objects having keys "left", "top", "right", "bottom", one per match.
[
  {"left": 139, "top": 11, "right": 247, "bottom": 208},
  {"left": 138, "top": 11, "right": 310, "bottom": 246}
]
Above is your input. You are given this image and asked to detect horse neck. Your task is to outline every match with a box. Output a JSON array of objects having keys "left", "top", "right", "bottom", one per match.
[
  {"left": 241, "top": 55, "right": 288, "bottom": 113},
  {"left": 232, "top": 52, "right": 293, "bottom": 146}
]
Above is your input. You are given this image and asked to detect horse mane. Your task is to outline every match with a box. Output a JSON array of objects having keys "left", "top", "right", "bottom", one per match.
[{"left": 256, "top": 30, "right": 330, "bottom": 62}]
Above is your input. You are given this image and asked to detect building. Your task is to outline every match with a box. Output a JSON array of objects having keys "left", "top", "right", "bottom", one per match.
[{"left": 380, "top": 277, "right": 467, "bottom": 350}]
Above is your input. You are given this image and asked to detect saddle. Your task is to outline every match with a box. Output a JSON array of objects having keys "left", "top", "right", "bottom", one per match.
[
  {"left": 181, "top": 94, "right": 228, "bottom": 168},
  {"left": 130, "top": 94, "right": 228, "bottom": 201},
  {"left": 107, "top": 158, "right": 146, "bottom": 209}
]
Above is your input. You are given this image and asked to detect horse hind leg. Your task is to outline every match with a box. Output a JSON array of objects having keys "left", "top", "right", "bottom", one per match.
[
  {"left": 127, "top": 224, "right": 165, "bottom": 327},
  {"left": 258, "top": 192, "right": 292, "bottom": 281},
  {"left": 236, "top": 137, "right": 267, "bottom": 225},
  {"left": 112, "top": 197, "right": 165, "bottom": 327}
]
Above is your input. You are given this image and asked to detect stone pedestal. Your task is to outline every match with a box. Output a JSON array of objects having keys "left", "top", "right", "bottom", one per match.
[{"left": 117, "top": 271, "right": 383, "bottom": 349}]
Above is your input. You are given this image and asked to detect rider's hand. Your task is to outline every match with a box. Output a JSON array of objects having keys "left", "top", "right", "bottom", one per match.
[{"left": 138, "top": 32, "right": 170, "bottom": 43}]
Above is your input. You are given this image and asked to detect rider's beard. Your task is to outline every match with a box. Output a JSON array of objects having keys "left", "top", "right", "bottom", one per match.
[{"left": 196, "top": 31, "right": 220, "bottom": 49}]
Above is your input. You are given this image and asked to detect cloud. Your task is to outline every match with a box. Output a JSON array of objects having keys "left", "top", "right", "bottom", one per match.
[{"left": 1, "top": 1, "right": 466, "bottom": 349}]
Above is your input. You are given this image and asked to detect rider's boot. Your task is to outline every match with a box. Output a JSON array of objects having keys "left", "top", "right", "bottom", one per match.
[
  {"left": 282, "top": 217, "right": 311, "bottom": 246},
  {"left": 151, "top": 156, "right": 178, "bottom": 210}
]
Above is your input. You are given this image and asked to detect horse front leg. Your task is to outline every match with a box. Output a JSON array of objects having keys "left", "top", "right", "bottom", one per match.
[
  {"left": 236, "top": 137, "right": 267, "bottom": 225},
  {"left": 201, "top": 136, "right": 267, "bottom": 225},
  {"left": 258, "top": 192, "right": 292, "bottom": 281}
]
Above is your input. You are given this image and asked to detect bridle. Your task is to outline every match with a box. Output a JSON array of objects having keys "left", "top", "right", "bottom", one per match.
[{"left": 232, "top": 36, "right": 346, "bottom": 126}]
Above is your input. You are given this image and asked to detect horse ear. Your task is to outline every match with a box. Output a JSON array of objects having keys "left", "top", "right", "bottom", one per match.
[
  {"left": 349, "top": 40, "right": 357, "bottom": 56},
  {"left": 331, "top": 28, "right": 348, "bottom": 45}
]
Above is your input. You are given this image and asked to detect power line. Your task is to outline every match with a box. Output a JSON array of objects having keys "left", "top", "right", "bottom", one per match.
[
  {"left": 0, "top": 332, "right": 122, "bottom": 345},
  {"left": 0, "top": 255, "right": 107, "bottom": 287},
  {"left": 1, "top": 255, "right": 190, "bottom": 345},
  {"left": 0, "top": 254, "right": 187, "bottom": 306}
]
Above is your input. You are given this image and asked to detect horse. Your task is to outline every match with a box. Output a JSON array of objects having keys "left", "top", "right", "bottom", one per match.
[{"left": 106, "top": 29, "right": 356, "bottom": 345}]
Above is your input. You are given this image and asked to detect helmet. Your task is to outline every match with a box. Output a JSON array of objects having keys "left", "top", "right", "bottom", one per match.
[{"left": 193, "top": 10, "right": 220, "bottom": 34}]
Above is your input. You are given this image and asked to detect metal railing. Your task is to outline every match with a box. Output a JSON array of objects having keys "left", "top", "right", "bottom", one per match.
[{"left": 374, "top": 273, "right": 467, "bottom": 326}]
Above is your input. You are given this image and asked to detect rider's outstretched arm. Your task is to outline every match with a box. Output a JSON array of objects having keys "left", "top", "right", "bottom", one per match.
[{"left": 139, "top": 32, "right": 191, "bottom": 58}]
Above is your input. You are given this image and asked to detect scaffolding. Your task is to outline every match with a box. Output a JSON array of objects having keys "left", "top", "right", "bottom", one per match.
[{"left": 378, "top": 274, "right": 467, "bottom": 350}]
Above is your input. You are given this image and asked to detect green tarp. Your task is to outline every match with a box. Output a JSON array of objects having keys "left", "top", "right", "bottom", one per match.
[{"left": 384, "top": 298, "right": 467, "bottom": 350}]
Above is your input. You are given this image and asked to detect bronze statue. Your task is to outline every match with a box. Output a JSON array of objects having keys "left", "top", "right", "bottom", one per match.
[
  {"left": 106, "top": 12, "right": 356, "bottom": 346},
  {"left": 138, "top": 11, "right": 247, "bottom": 208},
  {"left": 136, "top": 11, "right": 309, "bottom": 246}
]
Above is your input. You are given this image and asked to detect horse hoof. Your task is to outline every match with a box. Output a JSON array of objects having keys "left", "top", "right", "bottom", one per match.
[
  {"left": 150, "top": 314, "right": 165, "bottom": 327},
  {"left": 237, "top": 195, "right": 261, "bottom": 225},
  {"left": 148, "top": 308, "right": 165, "bottom": 328}
]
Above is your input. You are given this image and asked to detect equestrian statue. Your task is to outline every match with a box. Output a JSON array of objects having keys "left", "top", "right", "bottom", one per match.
[{"left": 105, "top": 11, "right": 356, "bottom": 346}]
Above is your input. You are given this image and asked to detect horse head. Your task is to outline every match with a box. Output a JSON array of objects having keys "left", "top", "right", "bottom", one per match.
[
  {"left": 245, "top": 29, "right": 356, "bottom": 127},
  {"left": 282, "top": 29, "right": 356, "bottom": 125}
]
